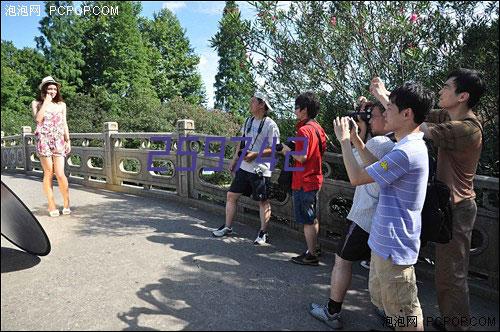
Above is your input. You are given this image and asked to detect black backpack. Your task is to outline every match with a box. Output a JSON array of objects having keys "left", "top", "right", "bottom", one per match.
[{"left": 420, "top": 141, "right": 453, "bottom": 245}]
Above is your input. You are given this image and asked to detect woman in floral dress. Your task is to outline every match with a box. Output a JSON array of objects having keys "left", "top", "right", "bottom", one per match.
[{"left": 32, "top": 76, "right": 71, "bottom": 217}]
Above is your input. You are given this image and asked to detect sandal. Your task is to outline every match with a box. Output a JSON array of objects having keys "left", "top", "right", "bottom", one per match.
[
  {"left": 62, "top": 208, "right": 71, "bottom": 215},
  {"left": 49, "top": 209, "right": 60, "bottom": 217}
]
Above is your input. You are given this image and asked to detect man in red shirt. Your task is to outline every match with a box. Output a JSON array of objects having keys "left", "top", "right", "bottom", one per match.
[{"left": 280, "top": 92, "right": 327, "bottom": 265}]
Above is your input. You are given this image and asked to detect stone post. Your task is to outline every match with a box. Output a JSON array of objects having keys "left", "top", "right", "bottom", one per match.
[
  {"left": 21, "top": 126, "right": 32, "bottom": 172},
  {"left": 176, "top": 119, "right": 195, "bottom": 198},
  {"left": 103, "top": 122, "right": 119, "bottom": 188}
]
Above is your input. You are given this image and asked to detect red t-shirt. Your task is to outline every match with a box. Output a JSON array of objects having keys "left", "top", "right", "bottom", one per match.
[{"left": 291, "top": 119, "right": 327, "bottom": 192}]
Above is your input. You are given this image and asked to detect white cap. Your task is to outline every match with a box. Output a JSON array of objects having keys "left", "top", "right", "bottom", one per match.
[{"left": 254, "top": 91, "right": 273, "bottom": 112}]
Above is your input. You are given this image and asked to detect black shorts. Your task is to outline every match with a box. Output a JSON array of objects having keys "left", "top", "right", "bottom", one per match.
[
  {"left": 336, "top": 219, "right": 371, "bottom": 261},
  {"left": 229, "top": 169, "right": 271, "bottom": 201}
]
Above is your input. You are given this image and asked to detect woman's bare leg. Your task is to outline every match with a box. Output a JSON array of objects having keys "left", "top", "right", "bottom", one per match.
[
  {"left": 39, "top": 156, "right": 56, "bottom": 211},
  {"left": 53, "top": 156, "right": 70, "bottom": 209}
]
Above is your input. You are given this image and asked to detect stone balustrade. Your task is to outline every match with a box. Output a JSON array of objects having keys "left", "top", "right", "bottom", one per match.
[{"left": 2, "top": 121, "right": 498, "bottom": 291}]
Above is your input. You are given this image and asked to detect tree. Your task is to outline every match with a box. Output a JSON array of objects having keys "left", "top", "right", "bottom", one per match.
[
  {"left": 211, "top": 1, "right": 255, "bottom": 118},
  {"left": 457, "top": 17, "right": 499, "bottom": 176},
  {"left": 244, "top": 1, "right": 499, "bottom": 172},
  {"left": 80, "top": 1, "right": 156, "bottom": 103},
  {"left": 35, "top": 0, "right": 85, "bottom": 97},
  {"left": 140, "top": 9, "right": 205, "bottom": 105},
  {"left": 1, "top": 41, "right": 50, "bottom": 135},
  {"left": 245, "top": 1, "right": 498, "bottom": 113}
]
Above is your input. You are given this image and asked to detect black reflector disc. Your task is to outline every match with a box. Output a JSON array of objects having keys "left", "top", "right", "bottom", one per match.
[{"left": 1, "top": 180, "right": 51, "bottom": 256}]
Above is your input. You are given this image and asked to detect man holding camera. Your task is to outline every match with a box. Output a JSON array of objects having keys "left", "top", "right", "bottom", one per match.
[
  {"left": 212, "top": 92, "right": 280, "bottom": 245},
  {"left": 333, "top": 82, "right": 434, "bottom": 330},
  {"left": 279, "top": 92, "right": 327, "bottom": 265},
  {"left": 309, "top": 98, "right": 395, "bottom": 329},
  {"left": 372, "top": 70, "right": 486, "bottom": 331}
]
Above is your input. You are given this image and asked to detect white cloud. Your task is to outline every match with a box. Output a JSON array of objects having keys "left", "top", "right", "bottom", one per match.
[
  {"left": 197, "top": 49, "right": 219, "bottom": 109},
  {"left": 162, "top": 1, "right": 186, "bottom": 12},
  {"left": 193, "top": 1, "right": 225, "bottom": 15}
]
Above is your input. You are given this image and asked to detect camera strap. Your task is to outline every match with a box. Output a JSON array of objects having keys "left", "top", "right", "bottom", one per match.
[
  {"left": 304, "top": 120, "right": 326, "bottom": 155},
  {"left": 243, "top": 116, "right": 267, "bottom": 152}
]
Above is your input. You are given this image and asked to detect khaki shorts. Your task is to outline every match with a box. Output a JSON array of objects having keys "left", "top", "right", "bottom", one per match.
[{"left": 369, "top": 253, "right": 423, "bottom": 330}]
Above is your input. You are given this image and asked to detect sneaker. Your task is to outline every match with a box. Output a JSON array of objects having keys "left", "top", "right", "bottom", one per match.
[
  {"left": 254, "top": 230, "right": 269, "bottom": 245},
  {"left": 360, "top": 260, "right": 370, "bottom": 269},
  {"left": 309, "top": 303, "right": 343, "bottom": 329},
  {"left": 212, "top": 224, "right": 232, "bottom": 237},
  {"left": 314, "top": 245, "right": 322, "bottom": 257},
  {"left": 291, "top": 252, "right": 319, "bottom": 266}
]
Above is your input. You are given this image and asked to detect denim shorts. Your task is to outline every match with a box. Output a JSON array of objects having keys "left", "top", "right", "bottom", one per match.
[{"left": 292, "top": 189, "right": 318, "bottom": 225}]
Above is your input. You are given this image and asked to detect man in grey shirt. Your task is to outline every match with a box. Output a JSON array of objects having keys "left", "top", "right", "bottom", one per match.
[{"left": 212, "top": 92, "right": 280, "bottom": 245}]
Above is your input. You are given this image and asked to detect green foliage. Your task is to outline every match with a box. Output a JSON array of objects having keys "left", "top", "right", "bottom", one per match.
[
  {"left": 458, "top": 18, "right": 499, "bottom": 177},
  {"left": 245, "top": 1, "right": 499, "bottom": 175},
  {"left": 64, "top": 93, "right": 106, "bottom": 133},
  {"left": 1, "top": 41, "right": 49, "bottom": 135},
  {"left": 164, "top": 97, "right": 240, "bottom": 136},
  {"left": 200, "top": 170, "right": 232, "bottom": 187},
  {"left": 35, "top": 0, "right": 85, "bottom": 97},
  {"left": 245, "top": 1, "right": 498, "bottom": 113},
  {"left": 140, "top": 9, "right": 205, "bottom": 105},
  {"left": 211, "top": 1, "right": 256, "bottom": 119},
  {"left": 80, "top": 1, "right": 156, "bottom": 103}
]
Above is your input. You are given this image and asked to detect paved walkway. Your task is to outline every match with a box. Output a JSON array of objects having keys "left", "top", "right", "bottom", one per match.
[{"left": 1, "top": 173, "right": 498, "bottom": 331}]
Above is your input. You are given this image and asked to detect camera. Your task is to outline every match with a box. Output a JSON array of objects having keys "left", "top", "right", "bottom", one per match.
[
  {"left": 348, "top": 105, "right": 372, "bottom": 130},
  {"left": 254, "top": 166, "right": 264, "bottom": 178},
  {"left": 348, "top": 107, "right": 372, "bottom": 122},
  {"left": 276, "top": 141, "right": 295, "bottom": 152}
]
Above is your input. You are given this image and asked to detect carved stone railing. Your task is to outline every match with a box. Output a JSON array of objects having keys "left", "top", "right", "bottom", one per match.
[{"left": 1, "top": 121, "right": 498, "bottom": 291}]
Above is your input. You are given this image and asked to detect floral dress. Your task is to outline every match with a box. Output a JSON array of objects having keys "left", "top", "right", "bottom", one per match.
[{"left": 34, "top": 105, "right": 66, "bottom": 157}]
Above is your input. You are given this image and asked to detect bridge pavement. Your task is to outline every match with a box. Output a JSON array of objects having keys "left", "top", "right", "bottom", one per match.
[{"left": 1, "top": 173, "right": 498, "bottom": 331}]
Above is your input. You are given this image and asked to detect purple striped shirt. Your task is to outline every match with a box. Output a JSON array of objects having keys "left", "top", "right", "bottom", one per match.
[{"left": 365, "top": 132, "right": 428, "bottom": 265}]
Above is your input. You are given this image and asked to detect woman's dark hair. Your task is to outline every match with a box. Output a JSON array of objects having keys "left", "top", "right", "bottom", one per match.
[
  {"left": 36, "top": 83, "right": 64, "bottom": 103},
  {"left": 295, "top": 92, "right": 320, "bottom": 119}
]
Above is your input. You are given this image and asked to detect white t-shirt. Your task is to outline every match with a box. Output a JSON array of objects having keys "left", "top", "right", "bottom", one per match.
[
  {"left": 239, "top": 117, "right": 280, "bottom": 177},
  {"left": 346, "top": 135, "right": 395, "bottom": 233}
]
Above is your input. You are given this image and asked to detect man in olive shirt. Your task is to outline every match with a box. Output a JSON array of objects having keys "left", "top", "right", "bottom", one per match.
[{"left": 420, "top": 69, "right": 485, "bottom": 331}]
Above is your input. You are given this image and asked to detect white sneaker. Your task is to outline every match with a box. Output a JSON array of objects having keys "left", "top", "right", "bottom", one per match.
[
  {"left": 212, "top": 225, "right": 232, "bottom": 237},
  {"left": 309, "top": 304, "right": 343, "bottom": 329},
  {"left": 254, "top": 231, "right": 268, "bottom": 245}
]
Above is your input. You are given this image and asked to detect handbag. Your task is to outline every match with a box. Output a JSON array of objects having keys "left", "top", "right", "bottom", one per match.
[{"left": 420, "top": 141, "right": 453, "bottom": 244}]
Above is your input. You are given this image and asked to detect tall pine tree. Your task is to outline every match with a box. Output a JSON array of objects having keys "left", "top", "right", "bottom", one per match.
[
  {"left": 35, "top": 1, "right": 85, "bottom": 97},
  {"left": 211, "top": 1, "right": 255, "bottom": 117},
  {"left": 80, "top": 1, "right": 156, "bottom": 101},
  {"left": 140, "top": 9, "right": 205, "bottom": 105}
]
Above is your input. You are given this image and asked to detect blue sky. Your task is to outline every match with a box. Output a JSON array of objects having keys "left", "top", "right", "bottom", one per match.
[{"left": 1, "top": 1, "right": 266, "bottom": 108}]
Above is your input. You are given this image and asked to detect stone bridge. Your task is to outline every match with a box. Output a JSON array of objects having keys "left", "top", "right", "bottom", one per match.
[{"left": 1, "top": 120, "right": 498, "bottom": 330}]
